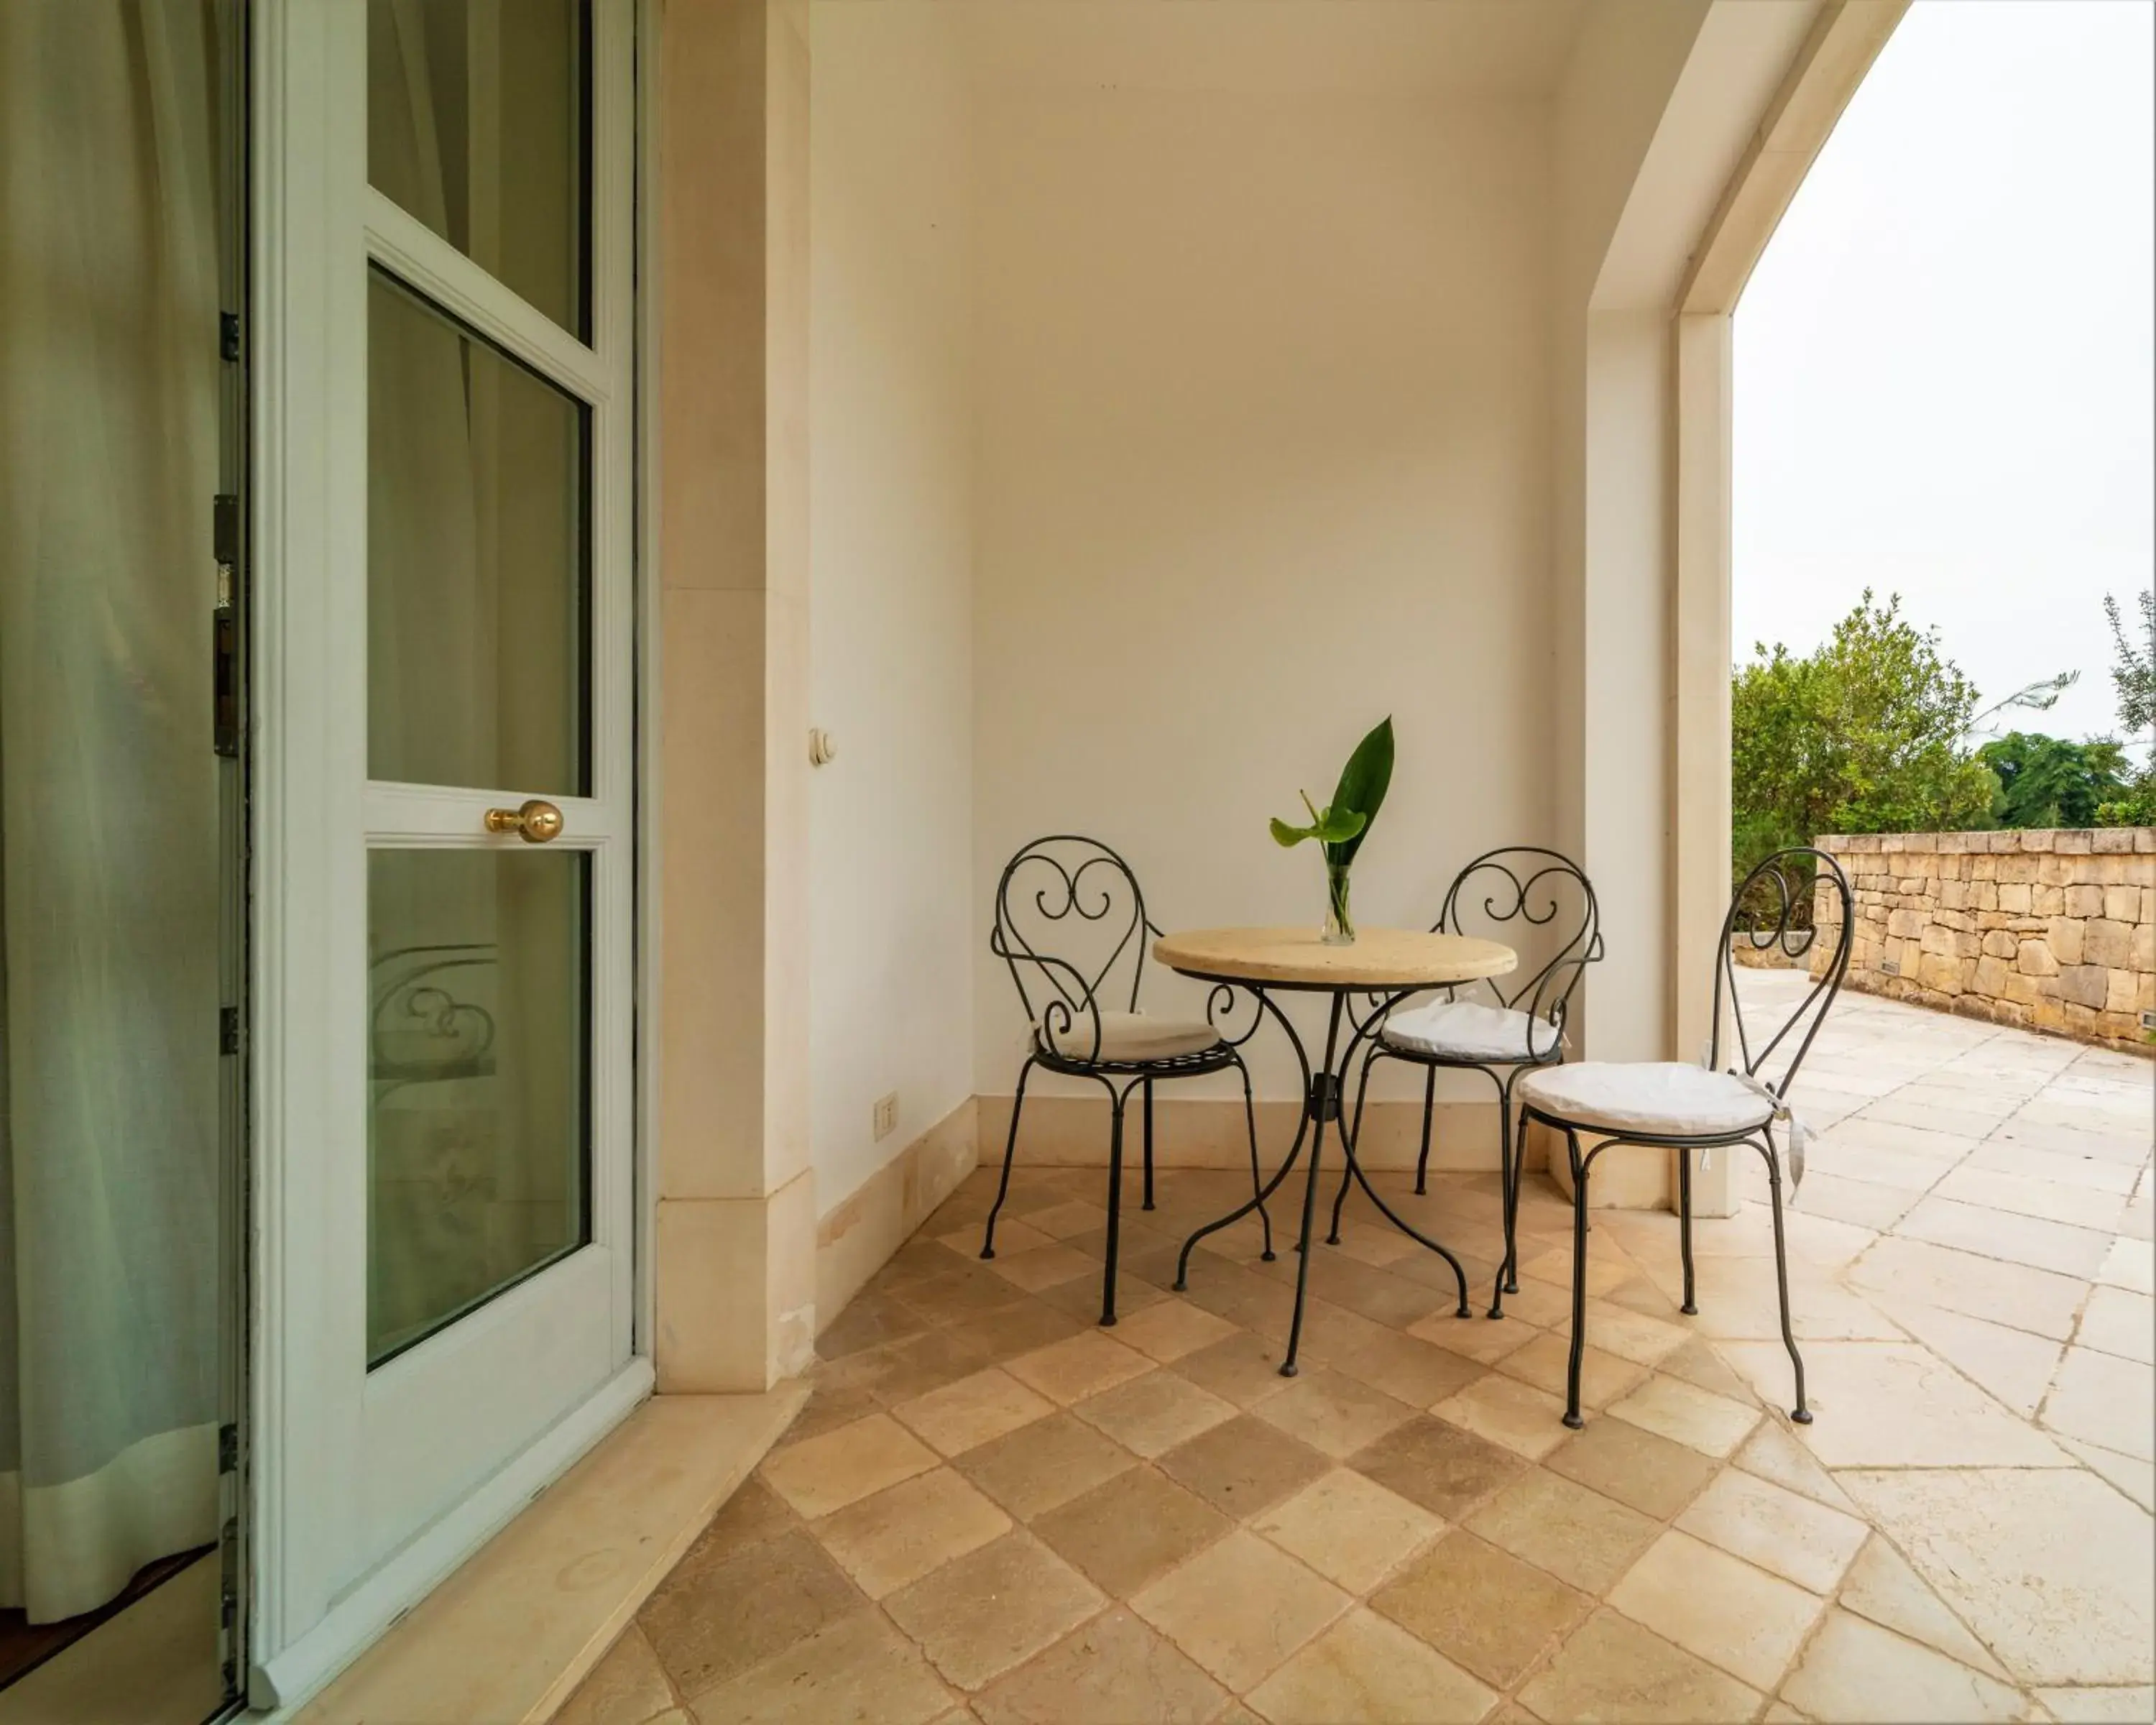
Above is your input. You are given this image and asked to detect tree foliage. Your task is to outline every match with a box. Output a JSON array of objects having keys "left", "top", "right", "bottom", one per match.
[
  {"left": 1731, "top": 592, "right": 1996, "bottom": 883},
  {"left": 2104, "top": 589, "right": 2155, "bottom": 739},
  {"left": 1977, "top": 732, "right": 2132, "bottom": 829},
  {"left": 2096, "top": 589, "right": 2156, "bottom": 825}
]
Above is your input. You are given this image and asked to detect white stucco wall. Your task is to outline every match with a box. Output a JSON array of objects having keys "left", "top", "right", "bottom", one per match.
[
  {"left": 969, "top": 86, "right": 1555, "bottom": 1103},
  {"left": 807, "top": 4, "right": 976, "bottom": 1209},
  {"left": 803, "top": 0, "right": 1833, "bottom": 1151}
]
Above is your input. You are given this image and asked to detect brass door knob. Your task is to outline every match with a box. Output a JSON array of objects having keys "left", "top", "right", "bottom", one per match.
[{"left": 484, "top": 799, "right": 565, "bottom": 843}]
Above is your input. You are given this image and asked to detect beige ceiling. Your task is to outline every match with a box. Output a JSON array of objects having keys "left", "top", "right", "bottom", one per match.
[{"left": 954, "top": 0, "right": 1591, "bottom": 98}]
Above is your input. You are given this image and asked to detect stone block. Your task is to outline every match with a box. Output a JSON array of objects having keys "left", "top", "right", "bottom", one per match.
[
  {"left": 1940, "top": 831, "right": 1970, "bottom": 854},
  {"left": 2066, "top": 884, "right": 2104, "bottom": 918},
  {"left": 2099, "top": 1011, "right": 2140, "bottom": 1042},
  {"left": 2055, "top": 829, "right": 2093, "bottom": 854},
  {"left": 2104, "top": 884, "right": 2140, "bottom": 921},
  {"left": 2060, "top": 965, "right": 2111, "bottom": 1009},
  {"left": 1997, "top": 857, "right": 2037, "bottom": 884},
  {"left": 1932, "top": 906, "right": 1971, "bottom": 932},
  {"left": 2019, "top": 829, "right": 2058, "bottom": 852},
  {"left": 2092, "top": 827, "right": 2135, "bottom": 853},
  {"left": 1886, "top": 908, "right": 1925, "bottom": 939},
  {"left": 2009, "top": 917, "right": 2047, "bottom": 933},
  {"left": 1971, "top": 954, "right": 2011, "bottom": 997},
  {"left": 1997, "top": 882, "right": 2032, "bottom": 914},
  {"left": 2063, "top": 1001, "right": 2098, "bottom": 1036},
  {"left": 2033, "top": 997, "right": 2067, "bottom": 1032},
  {"left": 2084, "top": 919, "right": 2134, "bottom": 968},
  {"left": 2140, "top": 886, "right": 2154, "bottom": 924},
  {"left": 1917, "top": 951, "right": 1966, "bottom": 995},
  {"left": 2134, "top": 922, "right": 2154, "bottom": 972},
  {"left": 2017, "top": 940, "right": 2060, "bottom": 978},
  {"left": 2106, "top": 969, "right": 2139, "bottom": 1014},
  {"left": 1882, "top": 834, "right": 1907, "bottom": 853},
  {"left": 1897, "top": 877, "right": 1924, "bottom": 895},
  {"left": 1990, "top": 831, "right": 2021, "bottom": 852},
  {"left": 1938, "top": 880, "right": 1968, "bottom": 910},
  {"left": 1971, "top": 856, "right": 1996, "bottom": 882},
  {"left": 2136, "top": 828, "right": 2155, "bottom": 852},
  {"left": 2095, "top": 855, "right": 2137, "bottom": 883},
  {"left": 2032, "top": 884, "right": 2064, "bottom": 916},
  {"left": 1907, "top": 833, "right": 1938, "bottom": 853},
  {"left": 1972, "top": 881, "right": 1998, "bottom": 910},
  {"left": 2001, "top": 970, "right": 2044, "bottom": 1007},
  {"left": 1982, "top": 929, "right": 2019, "bottom": 958},
  {"left": 2037, "top": 857, "right": 2078, "bottom": 886},
  {"left": 2047, "top": 919, "right": 2084, "bottom": 965}
]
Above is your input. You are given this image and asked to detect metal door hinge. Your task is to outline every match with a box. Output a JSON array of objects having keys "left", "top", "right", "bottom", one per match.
[
  {"left": 218, "top": 1422, "right": 239, "bottom": 1472},
  {"left": 213, "top": 494, "right": 240, "bottom": 756},
  {"left": 219, "top": 1518, "right": 239, "bottom": 1626},
  {"left": 220, "top": 312, "right": 241, "bottom": 364},
  {"left": 220, "top": 1007, "right": 241, "bottom": 1056}
]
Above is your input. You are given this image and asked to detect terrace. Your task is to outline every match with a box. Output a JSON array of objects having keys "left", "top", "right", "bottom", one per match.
[{"left": 564, "top": 974, "right": 2154, "bottom": 1723}]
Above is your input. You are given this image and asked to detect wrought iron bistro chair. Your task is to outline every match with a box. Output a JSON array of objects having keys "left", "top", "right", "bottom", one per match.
[
  {"left": 980, "top": 836, "right": 1273, "bottom": 1327},
  {"left": 1327, "top": 849, "right": 1601, "bottom": 1314},
  {"left": 1506, "top": 847, "right": 1854, "bottom": 1430}
]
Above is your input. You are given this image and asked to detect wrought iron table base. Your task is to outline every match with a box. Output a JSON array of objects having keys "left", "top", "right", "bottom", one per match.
[{"left": 1173, "top": 987, "right": 1477, "bottom": 1377}]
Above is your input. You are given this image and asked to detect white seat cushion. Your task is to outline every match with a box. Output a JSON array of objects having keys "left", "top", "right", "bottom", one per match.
[
  {"left": 1038, "top": 1010, "right": 1222, "bottom": 1063},
  {"left": 1382, "top": 998, "right": 1560, "bottom": 1063},
  {"left": 1518, "top": 1062, "right": 1774, "bottom": 1137}
]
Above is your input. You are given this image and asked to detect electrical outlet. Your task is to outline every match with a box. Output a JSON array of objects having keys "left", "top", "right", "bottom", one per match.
[{"left": 872, "top": 1092, "right": 899, "bottom": 1141}]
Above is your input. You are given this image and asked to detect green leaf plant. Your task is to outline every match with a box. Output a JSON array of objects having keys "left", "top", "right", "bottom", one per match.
[{"left": 1271, "top": 717, "right": 1396, "bottom": 939}]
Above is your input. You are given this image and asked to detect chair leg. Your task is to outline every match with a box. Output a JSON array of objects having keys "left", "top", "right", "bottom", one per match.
[
  {"left": 1414, "top": 1066, "right": 1437, "bottom": 1195},
  {"left": 1677, "top": 1144, "right": 1699, "bottom": 1315},
  {"left": 1491, "top": 1098, "right": 1531, "bottom": 1320},
  {"left": 980, "top": 1059, "right": 1036, "bottom": 1260},
  {"left": 1564, "top": 1129, "right": 1589, "bottom": 1429},
  {"left": 1489, "top": 1084, "right": 1517, "bottom": 1316},
  {"left": 1101, "top": 1087, "right": 1127, "bottom": 1327},
  {"left": 1326, "top": 1051, "right": 1376, "bottom": 1245},
  {"left": 1764, "top": 1142, "right": 1812, "bottom": 1423},
  {"left": 1239, "top": 1059, "right": 1276, "bottom": 1261},
  {"left": 1142, "top": 1077, "right": 1156, "bottom": 1211}
]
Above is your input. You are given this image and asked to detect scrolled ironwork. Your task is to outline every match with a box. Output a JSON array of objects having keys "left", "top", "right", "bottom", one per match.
[
  {"left": 992, "top": 836, "right": 1157, "bottom": 1041},
  {"left": 982, "top": 834, "right": 1278, "bottom": 1320},
  {"left": 1434, "top": 847, "right": 1602, "bottom": 1041},
  {"left": 1204, "top": 980, "right": 1268, "bottom": 1048},
  {"left": 369, "top": 942, "right": 497, "bottom": 1092},
  {"left": 1712, "top": 846, "right": 1853, "bottom": 1097}
]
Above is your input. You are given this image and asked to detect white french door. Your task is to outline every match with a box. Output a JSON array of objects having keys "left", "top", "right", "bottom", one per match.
[{"left": 252, "top": 0, "right": 639, "bottom": 1701}]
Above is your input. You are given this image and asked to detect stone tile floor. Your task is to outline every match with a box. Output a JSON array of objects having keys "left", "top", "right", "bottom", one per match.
[{"left": 566, "top": 975, "right": 2154, "bottom": 1724}]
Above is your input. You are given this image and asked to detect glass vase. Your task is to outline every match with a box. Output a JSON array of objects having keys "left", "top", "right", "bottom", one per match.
[{"left": 1322, "top": 862, "right": 1355, "bottom": 945}]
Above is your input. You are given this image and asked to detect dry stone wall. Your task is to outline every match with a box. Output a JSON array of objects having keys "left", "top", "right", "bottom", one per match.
[{"left": 1812, "top": 829, "right": 2155, "bottom": 1052}]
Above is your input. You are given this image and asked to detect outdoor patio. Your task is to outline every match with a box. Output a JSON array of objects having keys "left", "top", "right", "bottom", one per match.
[{"left": 563, "top": 974, "right": 2154, "bottom": 1725}]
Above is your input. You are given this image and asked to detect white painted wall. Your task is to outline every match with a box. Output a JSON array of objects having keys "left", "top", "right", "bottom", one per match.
[
  {"left": 970, "top": 85, "right": 1554, "bottom": 1103},
  {"left": 803, "top": 0, "right": 1830, "bottom": 1162},
  {"left": 808, "top": 4, "right": 975, "bottom": 1210}
]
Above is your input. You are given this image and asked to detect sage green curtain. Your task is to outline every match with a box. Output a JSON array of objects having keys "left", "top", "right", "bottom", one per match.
[{"left": 0, "top": 0, "right": 223, "bottom": 1623}]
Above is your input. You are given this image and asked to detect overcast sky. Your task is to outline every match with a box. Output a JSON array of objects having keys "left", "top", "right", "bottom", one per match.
[{"left": 1734, "top": 0, "right": 2155, "bottom": 750}]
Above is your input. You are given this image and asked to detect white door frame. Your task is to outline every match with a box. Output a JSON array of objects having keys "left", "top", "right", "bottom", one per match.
[{"left": 247, "top": 2, "right": 648, "bottom": 1707}]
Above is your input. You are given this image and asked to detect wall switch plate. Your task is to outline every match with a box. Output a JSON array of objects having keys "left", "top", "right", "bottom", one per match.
[
  {"left": 872, "top": 1092, "right": 899, "bottom": 1141},
  {"left": 2139, "top": 1011, "right": 2156, "bottom": 1032},
  {"left": 1879, "top": 957, "right": 1899, "bottom": 975}
]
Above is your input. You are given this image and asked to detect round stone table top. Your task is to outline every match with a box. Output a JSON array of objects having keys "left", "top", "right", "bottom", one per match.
[{"left": 1153, "top": 926, "right": 1517, "bottom": 992}]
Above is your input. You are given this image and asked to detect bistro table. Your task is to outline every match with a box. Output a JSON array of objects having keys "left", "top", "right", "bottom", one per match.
[{"left": 1153, "top": 926, "right": 1516, "bottom": 1376}]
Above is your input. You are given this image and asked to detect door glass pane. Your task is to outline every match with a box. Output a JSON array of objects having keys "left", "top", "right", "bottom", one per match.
[
  {"left": 367, "top": 0, "right": 590, "bottom": 337},
  {"left": 368, "top": 268, "right": 591, "bottom": 794},
  {"left": 367, "top": 848, "right": 590, "bottom": 1367}
]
